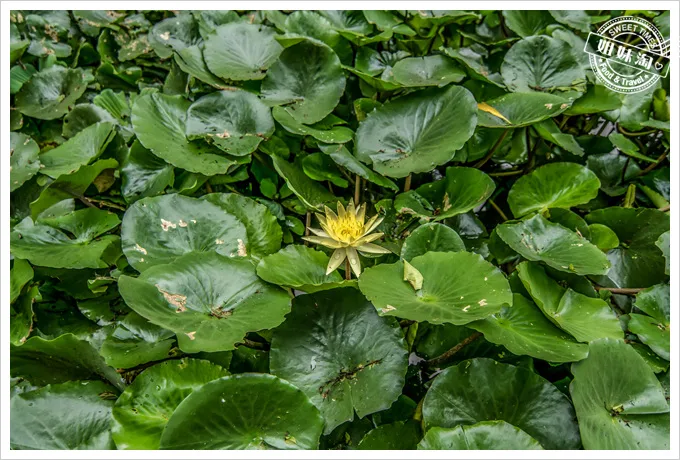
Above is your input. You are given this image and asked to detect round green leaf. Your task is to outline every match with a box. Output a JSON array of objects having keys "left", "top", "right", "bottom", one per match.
[
  {"left": 570, "top": 338, "right": 669, "bottom": 449},
  {"left": 202, "top": 192, "right": 282, "bottom": 258},
  {"left": 517, "top": 261, "right": 622, "bottom": 342},
  {"left": 118, "top": 252, "right": 290, "bottom": 353},
  {"left": 15, "top": 66, "right": 93, "bottom": 120},
  {"left": 131, "top": 90, "right": 238, "bottom": 176},
  {"left": 507, "top": 162, "right": 600, "bottom": 217},
  {"left": 501, "top": 35, "right": 585, "bottom": 92},
  {"left": 11, "top": 380, "right": 117, "bottom": 450},
  {"left": 496, "top": 214, "right": 611, "bottom": 275},
  {"left": 477, "top": 92, "right": 572, "bottom": 128},
  {"left": 355, "top": 85, "right": 477, "bottom": 178},
  {"left": 469, "top": 293, "right": 588, "bottom": 362},
  {"left": 588, "top": 223, "right": 620, "bottom": 251},
  {"left": 204, "top": 23, "right": 283, "bottom": 81},
  {"left": 418, "top": 421, "right": 544, "bottom": 450},
  {"left": 357, "top": 421, "right": 421, "bottom": 450},
  {"left": 273, "top": 107, "right": 354, "bottom": 144},
  {"left": 401, "top": 223, "right": 465, "bottom": 261},
  {"left": 62, "top": 103, "right": 116, "bottom": 138},
  {"left": 414, "top": 166, "right": 496, "bottom": 221},
  {"left": 40, "top": 121, "right": 117, "bottom": 178},
  {"left": 121, "top": 193, "right": 248, "bottom": 271},
  {"left": 423, "top": 358, "right": 580, "bottom": 449},
  {"left": 261, "top": 39, "right": 345, "bottom": 124},
  {"left": 319, "top": 143, "right": 398, "bottom": 191},
  {"left": 392, "top": 55, "right": 465, "bottom": 87},
  {"left": 502, "top": 10, "right": 554, "bottom": 37},
  {"left": 270, "top": 155, "right": 336, "bottom": 211},
  {"left": 121, "top": 139, "right": 175, "bottom": 204},
  {"left": 256, "top": 245, "right": 352, "bottom": 293},
  {"left": 112, "top": 358, "right": 229, "bottom": 449},
  {"left": 630, "top": 284, "right": 670, "bottom": 361},
  {"left": 585, "top": 207, "right": 669, "bottom": 288},
  {"left": 655, "top": 230, "right": 669, "bottom": 275},
  {"left": 185, "top": 90, "right": 275, "bottom": 156},
  {"left": 159, "top": 374, "right": 324, "bottom": 449},
  {"left": 270, "top": 289, "right": 408, "bottom": 434},
  {"left": 10, "top": 133, "right": 40, "bottom": 192},
  {"left": 359, "top": 251, "right": 512, "bottom": 325},
  {"left": 148, "top": 13, "right": 201, "bottom": 59},
  {"left": 10, "top": 333, "right": 124, "bottom": 390}
]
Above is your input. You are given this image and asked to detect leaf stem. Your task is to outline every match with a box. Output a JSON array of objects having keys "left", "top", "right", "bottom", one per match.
[
  {"left": 594, "top": 286, "right": 644, "bottom": 295},
  {"left": 638, "top": 148, "right": 669, "bottom": 176},
  {"left": 473, "top": 129, "right": 510, "bottom": 169},
  {"left": 354, "top": 174, "right": 361, "bottom": 203},
  {"left": 617, "top": 125, "right": 657, "bottom": 137},
  {"left": 236, "top": 338, "right": 270, "bottom": 351},
  {"left": 404, "top": 174, "right": 412, "bottom": 192},
  {"left": 488, "top": 199, "right": 509, "bottom": 222},
  {"left": 425, "top": 332, "right": 483, "bottom": 368}
]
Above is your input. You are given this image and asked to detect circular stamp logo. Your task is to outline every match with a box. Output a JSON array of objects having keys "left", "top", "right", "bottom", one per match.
[{"left": 585, "top": 15, "right": 670, "bottom": 94}]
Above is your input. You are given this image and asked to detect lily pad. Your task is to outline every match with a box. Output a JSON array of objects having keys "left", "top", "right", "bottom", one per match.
[
  {"left": 496, "top": 214, "right": 611, "bottom": 275},
  {"left": 517, "top": 261, "right": 622, "bottom": 342},
  {"left": 423, "top": 358, "right": 580, "bottom": 449},
  {"left": 121, "top": 193, "right": 248, "bottom": 271},
  {"left": 400, "top": 223, "right": 465, "bottom": 261},
  {"left": 357, "top": 421, "right": 421, "bottom": 450},
  {"left": 507, "top": 162, "right": 600, "bottom": 217},
  {"left": 10, "top": 258, "right": 34, "bottom": 304},
  {"left": 392, "top": 55, "right": 465, "bottom": 87},
  {"left": 15, "top": 66, "right": 93, "bottom": 120},
  {"left": 131, "top": 90, "right": 239, "bottom": 176},
  {"left": 355, "top": 85, "right": 477, "bottom": 178},
  {"left": 261, "top": 39, "right": 345, "bottom": 124},
  {"left": 469, "top": 293, "right": 589, "bottom": 362},
  {"left": 121, "top": 140, "right": 174, "bottom": 203},
  {"left": 273, "top": 107, "right": 353, "bottom": 144},
  {"left": 159, "top": 374, "right": 324, "bottom": 449},
  {"left": 585, "top": 207, "right": 669, "bottom": 288},
  {"left": 477, "top": 92, "right": 572, "bottom": 128},
  {"left": 418, "top": 421, "right": 544, "bottom": 450},
  {"left": 629, "top": 284, "right": 670, "bottom": 361},
  {"left": 40, "top": 122, "right": 117, "bottom": 178},
  {"left": 655, "top": 231, "right": 669, "bottom": 275},
  {"left": 570, "top": 338, "right": 669, "bottom": 449},
  {"left": 185, "top": 90, "right": 275, "bottom": 156},
  {"left": 318, "top": 143, "right": 398, "bottom": 191},
  {"left": 118, "top": 252, "right": 290, "bottom": 353},
  {"left": 271, "top": 289, "right": 408, "bottom": 434},
  {"left": 501, "top": 35, "right": 585, "bottom": 92},
  {"left": 11, "top": 380, "right": 117, "bottom": 450},
  {"left": 10, "top": 209, "right": 121, "bottom": 269},
  {"left": 10, "top": 333, "right": 124, "bottom": 390},
  {"left": 203, "top": 23, "right": 283, "bottom": 81},
  {"left": 112, "top": 358, "right": 229, "bottom": 449},
  {"left": 358, "top": 251, "right": 512, "bottom": 325},
  {"left": 502, "top": 11, "right": 554, "bottom": 37},
  {"left": 588, "top": 223, "right": 620, "bottom": 251},
  {"left": 270, "top": 155, "right": 336, "bottom": 211},
  {"left": 10, "top": 132, "right": 40, "bottom": 192},
  {"left": 414, "top": 167, "right": 496, "bottom": 221},
  {"left": 256, "top": 245, "right": 352, "bottom": 293}
]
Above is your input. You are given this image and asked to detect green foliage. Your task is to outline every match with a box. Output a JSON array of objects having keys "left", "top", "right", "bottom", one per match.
[{"left": 9, "top": 8, "right": 671, "bottom": 452}]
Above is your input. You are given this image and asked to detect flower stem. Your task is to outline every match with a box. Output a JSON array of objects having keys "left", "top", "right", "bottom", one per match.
[
  {"left": 404, "top": 174, "right": 412, "bottom": 192},
  {"left": 345, "top": 259, "right": 351, "bottom": 280},
  {"left": 354, "top": 175, "right": 361, "bottom": 203}
]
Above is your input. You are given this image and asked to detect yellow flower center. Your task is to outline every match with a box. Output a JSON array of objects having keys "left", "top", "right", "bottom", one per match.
[{"left": 329, "top": 215, "right": 364, "bottom": 243}]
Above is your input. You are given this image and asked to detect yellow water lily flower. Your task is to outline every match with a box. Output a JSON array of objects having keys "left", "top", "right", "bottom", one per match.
[{"left": 302, "top": 200, "right": 391, "bottom": 277}]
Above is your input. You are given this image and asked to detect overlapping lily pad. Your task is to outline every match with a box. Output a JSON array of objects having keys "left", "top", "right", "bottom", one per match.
[
  {"left": 517, "top": 261, "right": 622, "bottom": 342},
  {"left": 159, "top": 374, "right": 324, "bottom": 449},
  {"left": 355, "top": 85, "right": 477, "bottom": 177},
  {"left": 185, "top": 90, "right": 275, "bottom": 156},
  {"left": 118, "top": 252, "right": 290, "bottom": 353},
  {"left": 423, "top": 358, "right": 581, "bottom": 449},
  {"left": 469, "top": 293, "right": 589, "bottom": 362},
  {"left": 496, "top": 214, "right": 611, "bottom": 275},
  {"left": 10, "top": 133, "right": 40, "bottom": 191},
  {"left": 477, "top": 92, "right": 572, "bottom": 128},
  {"left": 391, "top": 55, "right": 465, "bottom": 87},
  {"left": 359, "top": 251, "right": 512, "bottom": 324},
  {"left": 112, "top": 359, "right": 229, "bottom": 449},
  {"left": 570, "top": 339, "right": 669, "bottom": 449},
  {"left": 629, "top": 284, "right": 670, "bottom": 360},
  {"left": 418, "top": 421, "right": 544, "bottom": 450},
  {"left": 507, "top": 163, "right": 600, "bottom": 217},
  {"left": 11, "top": 380, "right": 117, "bottom": 450},
  {"left": 401, "top": 223, "right": 465, "bottom": 261},
  {"left": 271, "top": 289, "right": 408, "bottom": 433},
  {"left": 15, "top": 66, "right": 93, "bottom": 120},
  {"left": 261, "top": 39, "right": 345, "bottom": 124}
]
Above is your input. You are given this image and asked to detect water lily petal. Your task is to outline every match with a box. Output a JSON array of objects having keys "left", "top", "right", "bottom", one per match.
[
  {"left": 324, "top": 205, "right": 338, "bottom": 221},
  {"left": 363, "top": 215, "right": 384, "bottom": 235},
  {"left": 357, "top": 243, "right": 392, "bottom": 254},
  {"left": 347, "top": 199, "right": 356, "bottom": 217},
  {"left": 336, "top": 201, "right": 346, "bottom": 219},
  {"left": 346, "top": 246, "right": 362, "bottom": 277},
  {"left": 302, "top": 236, "right": 344, "bottom": 249},
  {"left": 307, "top": 227, "right": 330, "bottom": 238},
  {"left": 326, "top": 247, "right": 347, "bottom": 275},
  {"left": 353, "top": 232, "right": 384, "bottom": 246},
  {"left": 356, "top": 203, "right": 366, "bottom": 225}
]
